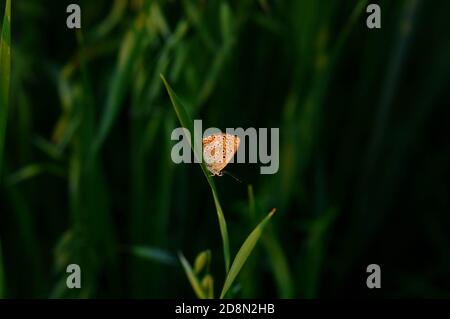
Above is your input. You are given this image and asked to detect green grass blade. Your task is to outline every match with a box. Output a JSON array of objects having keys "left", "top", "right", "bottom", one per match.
[
  {"left": 5, "top": 163, "right": 65, "bottom": 187},
  {"left": 92, "top": 13, "right": 147, "bottom": 154},
  {"left": 92, "top": 0, "right": 127, "bottom": 39},
  {"left": 0, "top": 0, "right": 11, "bottom": 175},
  {"left": 178, "top": 252, "right": 206, "bottom": 299},
  {"left": 262, "top": 233, "right": 294, "bottom": 298},
  {"left": 247, "top": 185, "right": 293, "bottom": 297},
  {"left": 161, "top": 75, "right": 231, "bottom": 273},
  {"left": 130, "top": 246, "right": 176, "bottom": 266},
  {"left": 247, "top": 185, "right": 256, "bottom": 220},
  {"left": 210, "top": 187, "right": 230, "bottom": 273},
  {"left": 220, "top": 209, "right": 276, "bottom": 299}
]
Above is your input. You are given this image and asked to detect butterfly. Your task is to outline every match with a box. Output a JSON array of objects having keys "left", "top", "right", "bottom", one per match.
[{"left": 202, "top": 133, "right": 240, "bottom": 176}]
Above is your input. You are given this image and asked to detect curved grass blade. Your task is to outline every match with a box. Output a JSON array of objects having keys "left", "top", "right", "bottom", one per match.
[
  {"left": 220, "top": 209, "right": 276, "bottom": 299},
  {"left": 161, "top": 75, "right": 230, "bottom": 273},
  {"left": 262, "top": 232, "right": 294, "bottom": 298},
  {"left": 92, "top": 10, "right": 147, "bottom": 154},
  {"left": 130, "top": 246, "right": 177, "bottom": 266},
  {"left": 5, "top": 163, "right": 66, "bottom": 187},
  {"left": 0, "top": 0, "right": 11, "bottom": 175},
  {"left": 178, "top": 252, "right": 206, "bottom": 299},
  {"left": 248, "top": 185, "right": 294, "bottom": 297}
]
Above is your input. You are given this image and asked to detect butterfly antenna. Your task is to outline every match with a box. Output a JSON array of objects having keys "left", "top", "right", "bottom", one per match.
[{"left": 222, "top": 170, "right": 243, "bottom": 183}]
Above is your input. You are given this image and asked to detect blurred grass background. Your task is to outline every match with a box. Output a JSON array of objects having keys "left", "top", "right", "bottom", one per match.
[{"left": 1, "top": 0, "right": 450, "bottom": 298}]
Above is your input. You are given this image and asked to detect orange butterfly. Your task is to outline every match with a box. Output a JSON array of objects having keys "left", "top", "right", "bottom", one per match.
[{"left": 202, "top": 133, "right": 240, "bottom": 176}]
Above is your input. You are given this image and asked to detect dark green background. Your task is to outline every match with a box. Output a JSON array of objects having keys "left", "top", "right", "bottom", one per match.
[{"left": 1, "top": 0, "right": 449, "bottom": 298}]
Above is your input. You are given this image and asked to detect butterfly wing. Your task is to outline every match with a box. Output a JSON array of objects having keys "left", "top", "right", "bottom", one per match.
[
  {"left": 202, "top": 134, "right": 240, "bottom": 175},
  {"left": 203, "top": 135, "right": 222, "bottom": 175},
  {"left": 223, "top": 133, "right": 240, "bottom": 168}
]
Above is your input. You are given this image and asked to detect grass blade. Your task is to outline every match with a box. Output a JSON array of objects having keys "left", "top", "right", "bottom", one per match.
[
  {"left": 262, "top": 234, "right": 294, "bottom": 298},
  {"left": 5, "top": 163, "right": 65, "bottom": 187},
  {"left": 178, "top": 252, "right": 206, "bottom": 299},
  {"left": 0, "top": 0, "right": 11, "bottom": 175},
  {"left": 130, "top": 246, "right": 176, "bottom": 266},
  {"left": 248, "top": 185, "right": 293, "bottom": 297},
  {"left": 161, "top": 75, "right": 231, "bottom": 273},
  {"left": 92, "top": 11, "right": 147, "bottom": 154},
  {"left": 220, "top": 209, "right": 276, "bottom": 299},
  {"left": 247, "top": 185, "right": 256, "bottom": 220}
]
